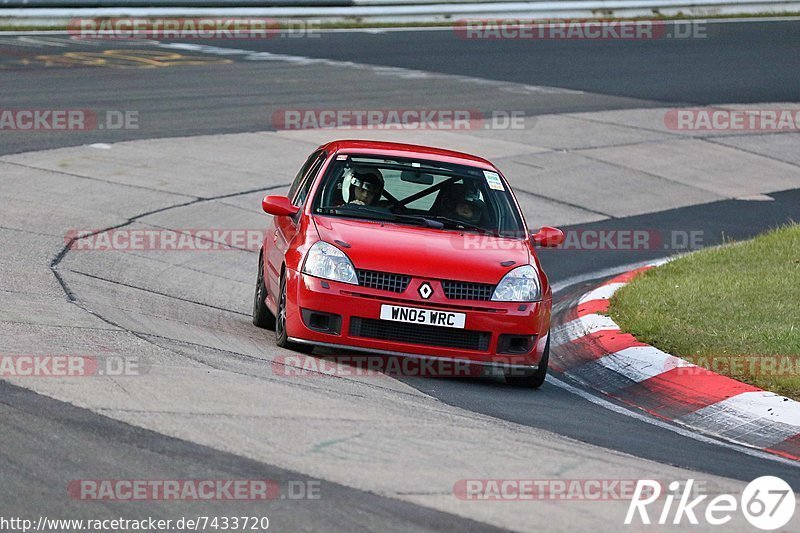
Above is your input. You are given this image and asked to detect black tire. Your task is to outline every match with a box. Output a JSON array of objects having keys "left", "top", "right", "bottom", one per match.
[
  {"left": 275, "top": 272, "right": 314, "bottom": 353},
  {"left": 505, "top": 333, "right": 550, "bottom": 388},
  {"left": 252, "top": 254, "right": 276, "bottom": 330}
]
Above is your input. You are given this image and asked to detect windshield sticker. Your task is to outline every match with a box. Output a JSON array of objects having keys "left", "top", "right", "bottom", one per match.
[
  {"left": 484, "top": 171, "right": 505, "bottom": 191},
  {"left": 336, "top": 154, "right": 348, "bottom": 160}
]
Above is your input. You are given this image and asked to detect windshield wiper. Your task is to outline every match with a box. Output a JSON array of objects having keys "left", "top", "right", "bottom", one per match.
[
  {"left": 429, "top": 216, "right": 500, "bottom": 236},
  {"left": 321, "top": 206, "right": 444, "bottom": 229}
]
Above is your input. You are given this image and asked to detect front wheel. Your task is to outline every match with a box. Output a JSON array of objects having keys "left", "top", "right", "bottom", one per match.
[
  {"left": 275, "top": 272, "right": 314, "bottom": 353},
  {"left": 505, "top": 333, "right": 549, "bottom": 388},
  {"left": 252, "top": 254, "right": 276, "bottom": 330}
]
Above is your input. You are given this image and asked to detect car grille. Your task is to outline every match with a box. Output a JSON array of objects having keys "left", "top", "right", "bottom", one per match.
[
  {"left": 441, "top": 280, "right": 495, "bottom": 301},
  {"left": 350, "top": 317, "right": 490, "bottom": 352},
  {"left": 357, "top": 269, "right": 410, "bottom": 293}
]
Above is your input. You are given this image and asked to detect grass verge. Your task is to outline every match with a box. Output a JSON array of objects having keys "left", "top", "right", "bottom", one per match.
[{"left": 609, "top": 223, "right": 800, "bottom": 400}]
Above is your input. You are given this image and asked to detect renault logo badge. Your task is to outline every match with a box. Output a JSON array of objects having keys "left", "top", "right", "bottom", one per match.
[{"left": 418, "top": 282, "right": 433, "bottom": 300}]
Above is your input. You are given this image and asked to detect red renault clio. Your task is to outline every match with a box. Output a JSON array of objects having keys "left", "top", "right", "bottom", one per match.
[{"left": 253, "top": 140, "right": 563, "bottom": 387}]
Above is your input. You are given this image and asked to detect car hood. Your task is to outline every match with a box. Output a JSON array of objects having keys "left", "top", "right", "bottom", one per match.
[{"left": 312, "top": 216, "right": 530, "bottom": 284}]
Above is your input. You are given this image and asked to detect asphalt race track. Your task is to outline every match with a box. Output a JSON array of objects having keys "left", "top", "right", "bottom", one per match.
[
  {"left": 1, "top": 19, "right": 800, "bottom": 532},
  {"left": 2, "top": 19, "right": 800, "bottom": 155}
]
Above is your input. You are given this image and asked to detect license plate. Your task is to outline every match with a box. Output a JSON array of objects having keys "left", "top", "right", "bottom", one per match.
[{"left": 379, "top": 304, "right": 466, "bottom": 329}]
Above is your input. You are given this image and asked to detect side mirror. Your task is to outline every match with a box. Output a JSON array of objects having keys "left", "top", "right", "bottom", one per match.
[
  {"left": 262, "top": 195, "right": 299, "bottom": 217},
  {"left": 531, "top": 226, "right": 564, "bottom": 248}
]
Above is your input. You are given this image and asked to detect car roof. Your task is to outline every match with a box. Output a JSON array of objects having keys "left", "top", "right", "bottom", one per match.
[{"left": 316, "top": 140, "right": 498, "bottom": 171}]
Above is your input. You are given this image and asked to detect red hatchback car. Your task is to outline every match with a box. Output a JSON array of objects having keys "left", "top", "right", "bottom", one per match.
[{"left": 253, "top": 140, "right": 564, "bottom": 387}]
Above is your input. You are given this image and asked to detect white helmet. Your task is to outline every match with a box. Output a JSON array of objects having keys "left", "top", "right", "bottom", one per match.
[{"left": 342, "top": 167, "right": 384, "bottom": 204}]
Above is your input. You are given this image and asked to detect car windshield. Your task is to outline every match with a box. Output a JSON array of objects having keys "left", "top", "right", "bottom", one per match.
[{"left": 312, "top": 154, "right": 525, "bottom": 236}]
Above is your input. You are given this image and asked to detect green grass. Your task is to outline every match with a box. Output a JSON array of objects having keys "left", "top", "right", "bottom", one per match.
[{"left": 609, "top": 223, "right": 800, "bottom": 400}]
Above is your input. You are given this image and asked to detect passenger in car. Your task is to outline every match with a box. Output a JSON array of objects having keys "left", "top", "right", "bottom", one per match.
[
  {"left": 436, "top": 183, "right": 485, "bottom": 224},
  {"left": 453, "top": 197, "right": 486, "bottom": 224}
]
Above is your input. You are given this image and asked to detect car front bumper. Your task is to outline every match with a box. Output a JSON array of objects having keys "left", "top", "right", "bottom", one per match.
[{"left": 283, "top": 269, "right": 551, "bottom": 370}]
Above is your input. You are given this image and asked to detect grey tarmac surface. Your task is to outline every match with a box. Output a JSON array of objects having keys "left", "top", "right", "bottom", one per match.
[
  {"left": 0, "top": 380, "right": 504, "bottom": 533},
  {"left": 4, "top": 19, "right": 800, "bottom": 156},
  {"left": 1, "top": 24, "right": 800, "bottom": 531},
  {"left": 0, "top": 34, "right": 661, "bottom": 156},
  {"left": 177, "top": 20, "right": 800, "bottom": 104}
]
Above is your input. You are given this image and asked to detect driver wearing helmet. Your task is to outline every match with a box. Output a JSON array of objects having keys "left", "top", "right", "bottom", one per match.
[
  {"left": 449, "top": 186, "right": 485, "bottom": 225},
  {"left": 454, "top": 197, "right": 485, "bottom": 224},
  {"left": 346, "top": 168, "right": 384, "bottom": 206}
]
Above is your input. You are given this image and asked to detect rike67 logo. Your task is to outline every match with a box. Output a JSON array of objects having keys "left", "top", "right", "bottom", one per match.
[{"left": 625, "top": 477, "right": 795, "bottom": 530}]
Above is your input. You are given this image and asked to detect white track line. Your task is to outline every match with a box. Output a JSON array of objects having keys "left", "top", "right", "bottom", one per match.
[
  {"left": 578, "top": 282, "right": 625, "bottom": 304},
  {"left": 596, "top": 345, "right": 693, "bottom": 383},
  {"left": 546, "top": 373, "right": 800, "bottom": 468},
  {"left": 156, "top": 41, "right": 583, "bottom": 95},
  {"left": 551, "top": 257, "right": 670, "bottom": 294}
]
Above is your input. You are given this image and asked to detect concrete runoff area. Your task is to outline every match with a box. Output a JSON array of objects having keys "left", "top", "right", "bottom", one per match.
[{"left": 2, "top": 104, "right": 799, "bottom": 530}]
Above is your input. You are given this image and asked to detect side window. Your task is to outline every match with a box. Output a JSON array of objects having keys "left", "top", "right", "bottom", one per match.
[
  {"left": 287, "top": 151, "right": 322, "bottom": 200},
  {"left": 292, "top": 153, "right": 327, "bottom": 207}
]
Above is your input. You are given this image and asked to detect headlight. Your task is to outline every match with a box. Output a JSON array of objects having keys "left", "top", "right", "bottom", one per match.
[
  {"left": 302, "top": 241, "right": 358, "bottom": 285},
  {"left": 491, "top": 265, "right": 541, "bottom": 302}
]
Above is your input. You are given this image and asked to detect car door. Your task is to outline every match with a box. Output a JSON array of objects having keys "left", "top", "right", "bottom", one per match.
[{"left": 265, "top": 150, "right": 327, "bottom": 301}]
